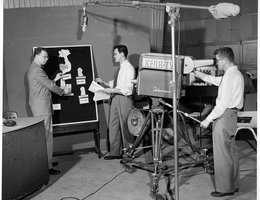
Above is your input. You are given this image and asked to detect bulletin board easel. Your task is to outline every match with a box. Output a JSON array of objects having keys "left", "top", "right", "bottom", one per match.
[{"left": 40, "top": 44, "right": 100, "bottom": 157}]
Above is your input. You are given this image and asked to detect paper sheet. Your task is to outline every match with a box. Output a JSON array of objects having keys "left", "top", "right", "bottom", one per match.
[{"left": 88, "top": 81, "right": 110, "bottom": 101}]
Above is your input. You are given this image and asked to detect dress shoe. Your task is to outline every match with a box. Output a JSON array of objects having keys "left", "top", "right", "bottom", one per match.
[
  {"left": 210, "top": 191, "right": 234, "bottom": 197},
  {"left": 49, "top": 168, "right": 61, "bottom": 175},
  {"left": 52, "top": 161, "right": 59, "bottom": 167},
  {"left": 104, "top": 155, "right": 122, "bottom": 160}
]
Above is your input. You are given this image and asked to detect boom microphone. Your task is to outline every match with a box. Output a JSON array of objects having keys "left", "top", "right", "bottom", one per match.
[{"left": 82, "top": 6, "right": 88, "bottom": 32}]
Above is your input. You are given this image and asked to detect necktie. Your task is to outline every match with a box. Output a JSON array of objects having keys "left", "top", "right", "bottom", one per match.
[
  {"left": 113, "top": 67, "right": 120, "bottom": 88},
  {"left": 111, "top": 67, "right": 120, "bottom": 99}
]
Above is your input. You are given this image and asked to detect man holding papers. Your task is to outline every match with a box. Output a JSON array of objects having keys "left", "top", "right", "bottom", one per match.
[{"left": 96, "top": 45, "right": 135, "bottom": 160}]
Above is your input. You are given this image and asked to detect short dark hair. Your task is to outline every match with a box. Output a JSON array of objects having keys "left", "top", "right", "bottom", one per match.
[
  {"left": 113, "top": 45, "right": 128, "bottom": 58},
  {"left": 33, "top": 47, "right": 47, "bottom": 58},
  {"left": 214, "top": 47, "right": 234, "bottom": 63}
]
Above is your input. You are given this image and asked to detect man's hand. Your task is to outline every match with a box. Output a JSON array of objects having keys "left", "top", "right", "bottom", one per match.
[
  {"left": 131, "top": 79, "right": 138, "bottom": 84},
  {"left": 96, "top": 78, "right": 109, "bottom": 87},
  {"left": 103, "top": 88, "right": 114, "bottom": 94},
  {"left": 200, "top": 119, "right": 211, "bottom": 128},
  {"left": 131, "top": 79, "right": 138, "bottom": 92},
  {"left": 54, "top": 73, "right": 63, "bottom": 82},
  {"left": 95, "top": 78, "right": 103, "bottom": 83},
  {"left": 63, "top": 86, "right": 71, "bottom": 95}
]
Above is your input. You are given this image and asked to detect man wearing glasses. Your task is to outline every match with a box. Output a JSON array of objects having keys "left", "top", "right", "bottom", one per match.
[
  {"left": 194, "top": 47, "right": 244, "bottom": 197},
  {"left": 27, "top": 47, "right": 70, "bottom": 175}
]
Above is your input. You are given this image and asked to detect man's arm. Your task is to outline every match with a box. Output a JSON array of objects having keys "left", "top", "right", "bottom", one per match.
[
  {"left": 54, "top": 72, "right": 63, "bottom": 82},
  {"left": 194, "top": 70, "right": 222, "bottom": 86},
  {"left": 95, "top": 78, "right": 112, "bottom": 88},
  {"left": 36, "top": 68, "right": 65, "bottom": 96}
]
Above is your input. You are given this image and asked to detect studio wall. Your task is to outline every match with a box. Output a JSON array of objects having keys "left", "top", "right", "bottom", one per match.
[
  {"left": 3, "top": 5, "right": 151, "bottom": 152},
  {"left": 163, "top": 0, "right": 258, "bottom": 75}
]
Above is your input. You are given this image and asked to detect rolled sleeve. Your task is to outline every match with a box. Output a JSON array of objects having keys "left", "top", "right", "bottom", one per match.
[{"left": 108, "top": 80, "right": 114, "bottom": 88}]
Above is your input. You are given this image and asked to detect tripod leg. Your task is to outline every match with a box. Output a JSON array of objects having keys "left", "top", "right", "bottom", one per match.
[
  {"left": 151, "top": 111, "right": 165, "bottom": 195},
  {"left": 164, "top": 174, "right": 175, "bottom": 200},
  {"left": 122, "top": 112, "right": 152, "bottom": 163},
  {"left": 132, "top": 111, "right": 152, "bottom": 149}
]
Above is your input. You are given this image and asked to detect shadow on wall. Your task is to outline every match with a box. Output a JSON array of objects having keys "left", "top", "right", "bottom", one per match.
[
  {"left": 87, "top": 11, "right": 149, "bottom": 33},
  {"left": 24, "top": 53, "right": 34, "bottom": 117},
  {"left": 77, "top": 8, "right": 84, "bottom": 40},
  {"left": 113, "top": 19, "right": 122, "bottom": 47},
  {"left": 77, "top": 9, "right": 149, "bottom": 41},
  {"left": 3, "top": 63, "right": 10, "bottom": 113},
  {"left": 164, "top": 28, "right": 206, "bottom": 57},
  {"left": 24, "top": 75, "right": 32, "bottom": 117},
  {"left": 129, "top": 53, "right": 141, "bottom": 78},
  {"left": 92, "top": 51, "right": 109, "bottom": 142}
]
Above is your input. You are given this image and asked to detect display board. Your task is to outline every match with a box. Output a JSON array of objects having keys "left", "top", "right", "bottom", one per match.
[{"left": 39, "top": 45, "right": 98, "bottom": 129}]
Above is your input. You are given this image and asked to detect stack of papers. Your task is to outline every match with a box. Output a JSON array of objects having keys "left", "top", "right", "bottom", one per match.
[{"left": 88, "top": 81, "right": 110, "bottom": 101}]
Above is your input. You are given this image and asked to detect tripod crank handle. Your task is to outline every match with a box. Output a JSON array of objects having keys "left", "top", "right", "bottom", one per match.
[
  {"left": 177, "top": 110, "right": 202, "bottom": 124},
  {"left": 186, "top": 114, "right": 202, "bottom": 124}
]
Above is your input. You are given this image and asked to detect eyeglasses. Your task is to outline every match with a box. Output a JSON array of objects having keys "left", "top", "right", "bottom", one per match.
[
  {"left": 40, "top": 55, "right": 49, "bottom": 59},
  {"left": 216, "top": 57, "right": 225, "bottom": 62}
]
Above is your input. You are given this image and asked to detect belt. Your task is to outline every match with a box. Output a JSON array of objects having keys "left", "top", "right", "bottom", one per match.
[
  {"left": 111, "top": 93, "right": 132, "bottom": 98},
  {"left": 111, "top": 93, "right": 124, "bottom": 98},
  {"left": 229, "top": 107, "right": 239, "bottom": 111}
]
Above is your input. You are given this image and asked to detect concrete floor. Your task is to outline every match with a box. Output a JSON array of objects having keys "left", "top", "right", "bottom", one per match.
[{"left": 24, "top": 138, "right": 256, "bottom": 200}]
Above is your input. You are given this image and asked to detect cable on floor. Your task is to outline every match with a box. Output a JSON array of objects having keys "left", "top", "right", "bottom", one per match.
[{"left": 60, "top": 170, "right": 126, "bottom": 200}]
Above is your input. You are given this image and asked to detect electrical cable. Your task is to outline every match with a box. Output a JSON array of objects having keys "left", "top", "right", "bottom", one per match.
[
  {"left": 177, "top": 111, "right": 199, "bottom": 154},
  {"left": 60, "top": 170, "right": 125, "bottom": 200},
  {"left": 81, "top": 170, "right": 125, "bottom": 199},
  {"left": 158, "top": 99, "right": 199, "bottom": 154}
]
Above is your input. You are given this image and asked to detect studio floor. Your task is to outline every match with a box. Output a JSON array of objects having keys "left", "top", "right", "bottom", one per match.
[{"left": 24, "top": 137, "right": 257, "bottom": 200}]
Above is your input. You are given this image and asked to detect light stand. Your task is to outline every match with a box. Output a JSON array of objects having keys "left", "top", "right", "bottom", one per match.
[
  {"left": 166, "top": 6, "right": 179, "bottom": 200},
  {"left": 165, "top": 4, "right": 209, "bottom": 200}
]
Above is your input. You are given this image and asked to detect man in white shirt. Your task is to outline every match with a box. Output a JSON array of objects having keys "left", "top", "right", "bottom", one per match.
[
  {"left": 96, "top": 45, "right": 135, "bottom": 160},
  {"left": 194, "top": 47, "right": 244, "bottom": 197}
]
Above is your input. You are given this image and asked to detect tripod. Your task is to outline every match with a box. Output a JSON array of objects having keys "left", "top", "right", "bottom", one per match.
[
  {"left": 121, "top": 99, "right": 214, "bottom": 199},
  {"left": 121, "top": 106, "right": 167, "bottom": 195}
]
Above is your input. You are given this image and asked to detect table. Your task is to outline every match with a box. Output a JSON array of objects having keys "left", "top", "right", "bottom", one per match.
[{"left": 2, "top": 117, "right": 49, "bottom": 200}]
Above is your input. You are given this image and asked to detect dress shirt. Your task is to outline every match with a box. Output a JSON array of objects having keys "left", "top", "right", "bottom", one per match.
[
  {"left": 195, "top": 66, "right": 244, "bottom": 122},
  {"left": 109, "top": 60, "right": 135, "bottom": 96}
]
